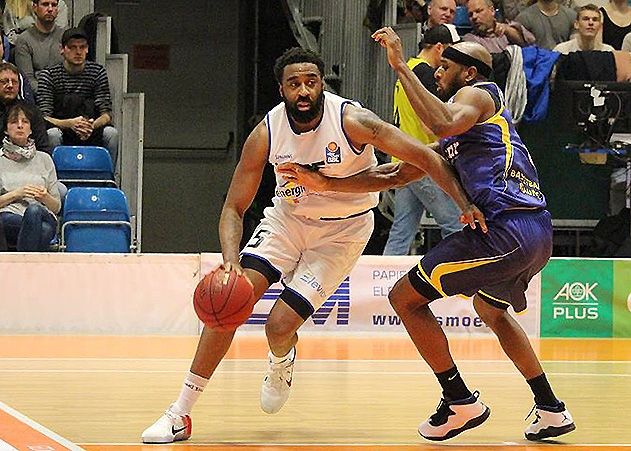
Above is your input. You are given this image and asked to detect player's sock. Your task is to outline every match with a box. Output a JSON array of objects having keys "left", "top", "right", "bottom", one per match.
[
  {"left": 527, "top": 373, "right": 562, "bottom": 408},
  {"left": 170, "top": 371, "right": 209, "bottom": 415},
  {"left": 435, "top": 366, "right": 472, "bottom": 401}
]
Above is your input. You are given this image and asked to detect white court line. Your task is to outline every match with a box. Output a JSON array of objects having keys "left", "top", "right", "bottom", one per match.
[
  {"left": 0, "top": 369, "right": 629, "bottom": 377},
  {"left": 0, "top": 400, "right": 84, "bottom": 451},
  {"left": 1, "top": 357, "right": 630, "bottom": 364},
  {"left": 80, "top": 442, "right": 631, "bottom": 447},
  {"left": 0, "top": 439, "right": 18, "bottom": 451}
]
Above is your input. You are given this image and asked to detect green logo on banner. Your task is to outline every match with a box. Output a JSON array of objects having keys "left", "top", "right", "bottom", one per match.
[
  {"left": 613, "top": 261, "right": 631, "bottom": 337},
  {"left": 541, "top": 260, "right": 613, "bottom": 337}
]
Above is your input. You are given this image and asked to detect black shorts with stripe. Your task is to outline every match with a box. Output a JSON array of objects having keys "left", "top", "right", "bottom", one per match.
[{"left": 407, "top": 209, "right": 552, "bottom": 312}]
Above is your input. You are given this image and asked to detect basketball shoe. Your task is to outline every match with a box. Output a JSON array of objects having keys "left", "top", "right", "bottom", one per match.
[
  {"left": 260, "top": 347, "right": 296, "bottom": 414},
  {"left": 418, "top": 391, "right": 490, "bottom": 441},
  {"left": 525, "top": 403, "right": 576, "bottom": 441},
  {"left": 141, "top": 405, "right": 192, "bottom": 444}
]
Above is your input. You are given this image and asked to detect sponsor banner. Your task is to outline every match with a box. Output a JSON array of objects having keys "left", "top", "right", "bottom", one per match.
[
  {"left": 1, "top": 253, "right": 200, "bottom": 334},
  {"left": 613, "top": 260, "right": 631, "bottom": 338},
  {"left": 540, "top": 259, "right": 613, "bottom": 337},
  {"left": 200, "top": 254, "right": 540, "bottom": 336}
]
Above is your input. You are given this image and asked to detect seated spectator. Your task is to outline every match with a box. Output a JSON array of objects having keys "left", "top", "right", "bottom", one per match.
[
  {"left": 399, "top": 0, "right": 427, "bottom": 23},
  {"left": 38, "top": 28, "right": 118, "bottom": 166},
  {"left": 15, "top": 0, "right": 64, "bottom": 92},
  {"left": 3, "top": 0, "right": 68, "bottom": 45},
  {"left": 600, "top": 0, "right": 631, "bottom": 50},
  {"left": 0, "top": 31, "right": 35, "bottom": 103},
  {"left": 423, "top": 0, "right": 457, "bottom": 31},
  {"left": 464, "top": 0, "right": 535, "bottom": 52},
  {"left": 554, "top": 4, "right": 615, "bottom": 53},
  {"left": 623, "top": 31, "right": 631, "bottom": 51},
  {"left": 515, "top": 0, "right": 577, "bottom": 49},
  {"left": 0, "top": 102, "right": 60, "bottom": 251},
  {"left": 0, "top": 62, "right": 49, "bottom": 153}
]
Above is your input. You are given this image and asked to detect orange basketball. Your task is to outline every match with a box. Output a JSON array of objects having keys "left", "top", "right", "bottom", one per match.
[{"left": 193, "top": 266, "right": 256, "bottom": 331}]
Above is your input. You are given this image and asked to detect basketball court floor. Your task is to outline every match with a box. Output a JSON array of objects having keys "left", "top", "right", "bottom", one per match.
[{"left": 0, "top": 334, "right": 629, "bottom": 451}]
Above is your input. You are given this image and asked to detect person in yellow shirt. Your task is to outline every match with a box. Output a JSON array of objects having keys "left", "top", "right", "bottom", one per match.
[{"left": 384, "top": 23, "right": 463, "bottom": 255}]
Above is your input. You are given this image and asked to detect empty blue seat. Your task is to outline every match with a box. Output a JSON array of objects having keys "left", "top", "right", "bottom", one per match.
[
  {"left": 52, "top": 146, "right": 116, "bottom": 188},
  {"left": 61, "top": 187, "right": 132, "bottom": 253},
  {"left": 454, "top": 6, "right": 471, "bottom": 26}
]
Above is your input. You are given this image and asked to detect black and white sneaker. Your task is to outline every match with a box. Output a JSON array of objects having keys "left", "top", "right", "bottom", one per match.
[
  {"left": 418, "top": 391, "right": 490, "bottom": 441},
  {"left": 525, "top": 403, "right": 576, "bottom": 441}
]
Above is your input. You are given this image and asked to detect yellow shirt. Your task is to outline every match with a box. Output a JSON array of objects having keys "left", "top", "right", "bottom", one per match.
[{"left": 392, "top": 57, "right": 437, "bottom": 163}]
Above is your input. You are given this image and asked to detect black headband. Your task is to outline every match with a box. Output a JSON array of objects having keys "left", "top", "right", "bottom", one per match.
[{"left": 442, "top": 47, "right": 492, "bottom": 79}]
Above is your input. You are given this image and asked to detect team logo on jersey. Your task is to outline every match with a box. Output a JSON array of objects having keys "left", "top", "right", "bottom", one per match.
[
  {"left": 325, "top": 142, "right": 341, "bottom": 164},
  {"left": 275, "top": 180, "right": 307, "bottom": 204}
]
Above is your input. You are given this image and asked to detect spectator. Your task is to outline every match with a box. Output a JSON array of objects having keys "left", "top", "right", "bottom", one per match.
[
  {"left": 15, "top": 0, "right": 64, "bottom": 92},
  {"left": 465, "top": 0, "right": 536, "bottom": 52},
  {"left": 400, "top": 0, "right": 427, "bottom": 23},
  {"left": 623, "top": 30, "right": 631, "bottom": 50},
  {"left": 0, "top": 102, "right": 60, "bottom": 251},
  {"left": 0, "top": 62, "right": 49, "bottom": 154},
  {"left": 515, "top": 0, "right": 577, "bottom": 49},
  {"left": 3, "top": 0, "right": 67, "bottom": 45},
  {"left": 38, "top": 28, "right": 118, "bottom": 166},
  {"left": 554, "top": 4, "right": 615, "bottom": 53},
  {"left": 384, "top": 24, "right": 463, "bottom": 255},
  {"left": 424, "top": 0, "right": 457, "bottom": 30},
  {"left": 0, "top": 32, "right": 35, "bottom": 103},
  {"left": 600, "top": 0, "right": 631, "bottom": 50}
]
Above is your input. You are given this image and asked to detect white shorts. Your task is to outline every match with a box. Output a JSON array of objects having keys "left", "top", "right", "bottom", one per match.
[{"left": 240, "top": 205, "right": 374, "bottom": 319}]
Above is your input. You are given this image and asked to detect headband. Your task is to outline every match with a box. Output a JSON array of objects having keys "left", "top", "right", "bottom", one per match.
[{"left": 442, "top": 47, "right": 493, "bottom": 79}]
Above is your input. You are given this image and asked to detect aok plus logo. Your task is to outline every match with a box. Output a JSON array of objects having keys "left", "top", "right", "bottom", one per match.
[{"left": 552, "top": 281, "right": 599, "bottom": 320}]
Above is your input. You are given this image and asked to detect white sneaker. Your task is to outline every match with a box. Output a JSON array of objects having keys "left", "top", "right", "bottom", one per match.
[
  {"left": 260, "top": 347, "right": 296, "bottom": 414},
  {"left": 418, "top": 391, "right": 490, "bottom": 441},
  {"left": 141, "top": 406, "right": 192, "bottom": 444},
  {"left": 525, "top": 403, "right": 576, "bottom": 441}
]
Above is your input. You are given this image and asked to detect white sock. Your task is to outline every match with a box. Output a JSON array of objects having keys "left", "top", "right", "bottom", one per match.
[
  {"left": 170, "top": 371, "right": 209, "bottom": 415},
  {"left": 270, "top": 347, "right": 295, "bottom": 363}
]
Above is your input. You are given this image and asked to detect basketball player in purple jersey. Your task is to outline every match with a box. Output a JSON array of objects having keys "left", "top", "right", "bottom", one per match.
[{"left": 279, "top": 32, "right": 575, "bottom": 442}]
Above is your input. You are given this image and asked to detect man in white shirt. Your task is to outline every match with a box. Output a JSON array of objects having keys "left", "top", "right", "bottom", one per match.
[{"left": 554, "top": 3, "right": 615, "bottom": 53}]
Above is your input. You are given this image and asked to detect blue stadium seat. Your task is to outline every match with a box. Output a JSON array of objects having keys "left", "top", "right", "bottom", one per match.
[
  {"left": 61, "top": 187, "right": 132, "bottom": 253},
  {"left": 454, "top": 5, "right": 472, "bottom": 34},
  {"left": 52, "top": 146, "right": 116, "bottom": 188}
]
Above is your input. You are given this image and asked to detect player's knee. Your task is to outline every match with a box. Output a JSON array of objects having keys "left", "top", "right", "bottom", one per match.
[
  {"left": 388, "top": 283, "right": 412, "bottom": 315},
  {"left": 473, "top": 297, "right": 505, "bottom": 328},
  {"left": 265, "top": 314, "right": 297, "bottom": 341}
]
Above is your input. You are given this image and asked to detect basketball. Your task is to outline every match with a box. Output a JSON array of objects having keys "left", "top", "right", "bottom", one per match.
[{"left": 193, "top": 266, "right": 256, "bottom": 331}]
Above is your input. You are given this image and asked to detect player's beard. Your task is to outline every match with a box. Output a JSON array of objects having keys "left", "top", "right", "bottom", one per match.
[{"left": 285, "top": 92, "right": 324, "bottom": 124}]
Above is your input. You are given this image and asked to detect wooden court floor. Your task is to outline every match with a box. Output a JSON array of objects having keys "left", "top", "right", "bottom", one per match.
[{"left": 0, "top": 334, "right": 630, "bottom": 451}]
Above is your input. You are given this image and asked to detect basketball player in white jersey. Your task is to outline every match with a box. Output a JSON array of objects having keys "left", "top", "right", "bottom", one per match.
[{"left": 141, "top": 47, "right": 485, "bottom": 443}]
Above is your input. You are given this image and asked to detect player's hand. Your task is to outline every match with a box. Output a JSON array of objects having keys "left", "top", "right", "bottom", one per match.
[
  {"left": 276, "top": 162, "right": 329, "bottom": 192},
  {"left": 221, "top": 261, "right": 244, "bottom": 277},
  {"left": 371, "top": 27, "right": 406, "bottom": 70},
  {"left": 459, "top": 204, "right": 488, "bottom": 233}
]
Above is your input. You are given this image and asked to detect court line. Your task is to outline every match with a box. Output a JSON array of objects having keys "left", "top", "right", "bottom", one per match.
[
  {"left": 0, "top": 369, "right": 629, "bottom": 377},
  {"left": 1, "top": 357, "right": 629, "bottom": 364},
  {"left": 0, "top": 439, "right": 17, "bottom": 451},
  {"left": 0, "top": 400, "right": 84, "bottom": 451},
  {"left": 80, "top": 443, "right": 631, "bottom": 447}
]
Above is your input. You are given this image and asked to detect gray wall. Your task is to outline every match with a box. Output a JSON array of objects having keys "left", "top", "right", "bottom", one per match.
[{"left": 95, "top": 0, "right": 241, "bottom": 252}]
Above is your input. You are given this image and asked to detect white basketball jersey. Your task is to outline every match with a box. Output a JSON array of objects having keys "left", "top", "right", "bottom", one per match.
[{"left": 266, "top": 91, "right": 379, "bottom": 219}]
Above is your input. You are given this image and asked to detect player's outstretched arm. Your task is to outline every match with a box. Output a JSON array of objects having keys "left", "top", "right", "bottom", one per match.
[
  {"left": 371, "top": 27, "right": 491, "bottom": 137},
  {"left": 219, "top": 120, "right": 269, "bottom": 268},
  {"left": 276, "top": 161, "right": 424, "bottom": 193},
  {"left": 344, "top": 106, "right": 487, "bottom": 232}
]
